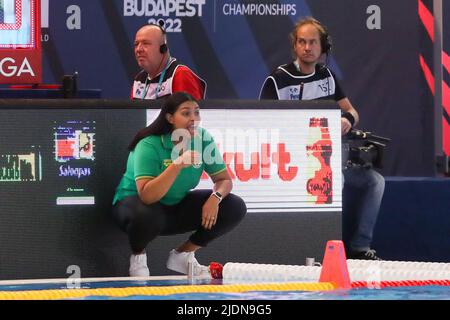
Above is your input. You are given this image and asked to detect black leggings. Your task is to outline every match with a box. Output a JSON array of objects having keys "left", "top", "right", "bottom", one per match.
[{"left": 112, "top": 189, "right": 247, "bottom": 253}]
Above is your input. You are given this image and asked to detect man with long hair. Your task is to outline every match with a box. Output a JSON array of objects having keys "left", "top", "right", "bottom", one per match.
[{"left": 260, "top": 17, "right": 385, "bottom": 260}]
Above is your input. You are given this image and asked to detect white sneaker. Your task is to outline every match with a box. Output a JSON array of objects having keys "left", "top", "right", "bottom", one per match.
[
  {"left": 166, "top": 249, "right": 210, "bottom": 276},
  {"left": 129, "top": 252, "right": 150, "bottom": 277}
]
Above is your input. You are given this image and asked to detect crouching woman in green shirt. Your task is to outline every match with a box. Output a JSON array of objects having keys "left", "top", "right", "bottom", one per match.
[{"left": 112, "top": 92, "right": 247, "bottom": 277}]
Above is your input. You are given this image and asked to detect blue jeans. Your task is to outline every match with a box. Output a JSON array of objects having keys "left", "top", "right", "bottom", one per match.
[{"left": 342, "top": 166, "right": 385, "bottom": 252}]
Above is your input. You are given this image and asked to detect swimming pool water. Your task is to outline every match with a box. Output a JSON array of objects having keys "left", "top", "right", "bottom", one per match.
[{"left": 1, "top": 279, "right": 449, "bottom": 300}]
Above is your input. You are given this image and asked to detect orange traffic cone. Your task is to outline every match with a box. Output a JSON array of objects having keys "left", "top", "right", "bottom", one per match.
[{"left": 319, "top": 240, "right": 351, "bottom": 289}]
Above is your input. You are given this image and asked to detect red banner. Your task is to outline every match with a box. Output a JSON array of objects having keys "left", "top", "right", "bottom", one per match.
[
  {"left": 0, "top": 49, "right": 41, "bottom": 83},
  {"left": 0, "top": 0, "right": 41, "bottom": 84}
]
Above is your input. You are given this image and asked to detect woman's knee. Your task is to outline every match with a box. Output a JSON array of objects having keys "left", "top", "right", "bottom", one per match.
[
  {"left": 221, "top": 193, "right": 247, "bottom": 222},
  {"left": 128, "top": 201, "right": 165, "bottom": 233}
]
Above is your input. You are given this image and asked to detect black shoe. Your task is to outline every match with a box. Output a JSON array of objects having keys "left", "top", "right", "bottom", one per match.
[{"left": 347, "top": 249, "right": 382, "bottom": 261}]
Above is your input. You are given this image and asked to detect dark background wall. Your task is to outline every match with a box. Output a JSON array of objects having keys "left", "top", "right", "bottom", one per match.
[{"left": 4, "top": 0, "right": 435, "bottom": 177}]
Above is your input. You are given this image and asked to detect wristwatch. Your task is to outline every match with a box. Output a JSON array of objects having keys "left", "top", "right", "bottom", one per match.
[{"left": 211, "top": 191, "right": 223, "bottom": 203}]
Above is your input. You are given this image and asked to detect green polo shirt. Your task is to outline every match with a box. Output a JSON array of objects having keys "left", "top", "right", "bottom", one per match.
[{"left": 112, "top": 127, "right": 226, "bottom": 206}]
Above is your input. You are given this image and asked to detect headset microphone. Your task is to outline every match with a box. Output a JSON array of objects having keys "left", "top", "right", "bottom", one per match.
[{"left": 160, "top": 43, "right": 167, "bottom": 54}]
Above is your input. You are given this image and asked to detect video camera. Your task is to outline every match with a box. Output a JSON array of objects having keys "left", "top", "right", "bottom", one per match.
[{"left": 344, "top": 129, "right": 391, "bottom": 169}]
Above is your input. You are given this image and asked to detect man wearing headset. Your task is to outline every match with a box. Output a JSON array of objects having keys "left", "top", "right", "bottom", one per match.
[
  {"left": 132, "top": 24, "right": 206, "bottom": 100},
  {"left": 260, "top": 17, "right": 385, "bottom": 260}
]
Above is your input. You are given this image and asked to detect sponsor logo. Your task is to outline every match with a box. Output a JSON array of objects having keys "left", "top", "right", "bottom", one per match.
[
  {"left": 0, "top": 57, "right": 35, "bottom": 77},
  {"left": 123, "top": 0, "right": 206, "bottom": 33},
  {"left": 59, "top": 165, "right": 92, "bottom": 179},
  {"left": 222, "top": 2, "right": 297, "bottom": 16},
  {"left": 55, "top": 126, "right": 95, "bottom": 163}
]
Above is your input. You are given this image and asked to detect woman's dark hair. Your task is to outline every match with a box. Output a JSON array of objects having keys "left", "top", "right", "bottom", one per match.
[{"left": 128, "top": 92, "right": 198, "bottom": 151}]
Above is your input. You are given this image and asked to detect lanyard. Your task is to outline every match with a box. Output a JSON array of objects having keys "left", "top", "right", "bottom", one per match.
[{"left": 141, "top": 58, "right": 171, "bottom": 99}]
